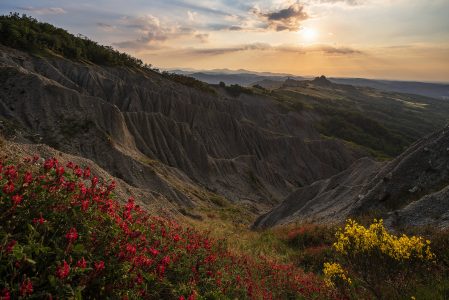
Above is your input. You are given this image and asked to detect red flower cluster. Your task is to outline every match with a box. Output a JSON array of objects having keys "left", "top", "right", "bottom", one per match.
[
  {"left": 65, "top": 227, "right": 79, "bottom": 243},
  {"left": 0, "top": 156, "right": 335, "bottom": 299}
]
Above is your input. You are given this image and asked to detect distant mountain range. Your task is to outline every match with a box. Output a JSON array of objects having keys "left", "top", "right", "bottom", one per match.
[{"left": 170, "top": 69, "right": 449, "bottom": 100}]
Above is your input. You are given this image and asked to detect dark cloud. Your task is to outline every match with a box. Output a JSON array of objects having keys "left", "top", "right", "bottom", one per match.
[
  {"left": 255, "top": 2, "right": 308, "bottom": 31},
  {"left": 228, "top": 25, "right": 243, "bottom": 31}
]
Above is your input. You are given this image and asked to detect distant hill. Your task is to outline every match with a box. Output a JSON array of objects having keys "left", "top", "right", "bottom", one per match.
[
  {"left": 329, "top": 78, "right": 449, "bottom": 100},
  {"left": 170, "top": 69, "right": 305, "bottom": 86},
  {"left": 172, "top": 69, "right": 449, "bottom": 100}
]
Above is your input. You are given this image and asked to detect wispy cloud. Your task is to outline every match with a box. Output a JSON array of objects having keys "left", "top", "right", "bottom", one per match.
[
  {"left": 113, "top": 14, "right": 212, "bottom": 49},
  {"left": 17, "top": 6, "right": 66, "bottom": 15},
  {"left": 176, "top": 43, "right": 363, "bottom": 56},
  {"left": 311, "top": 0, "right": 368, "bottom": 5}
]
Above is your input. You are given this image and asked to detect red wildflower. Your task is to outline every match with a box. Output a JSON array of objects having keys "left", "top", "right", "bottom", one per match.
[
  {"left": 2, "top": 181, "right": 14, "bottom": 194},
  {"left": 19, "top": 278, "right": 33, "bottom": 297},
  {"left": 157, "top": 264, "right": 165, "bottom": 276},
  {"left": 76, "top": 257, "right": 87, "bottom": 269},
  {"left": 6, "top": 240, "right": 17, "bottom": 253},
  {"left": 74, "top": 167, "right": 83, "bottom": 177},
  {"left": 125, "top": 243, "right": 137, "bottom": 256},
  {"left": 161, "top": 255, "right": 170, "bottom": 265},
  {"left": 33, "top": 213, "right": 46, "bottom": 225},
  {"left": 56, "top": 260, "right": 70, "bottom": 279},
  {"left": 65, "top": 227, "right": 79, "bottom": 243},
  {"left": 56, "top": 166, "right": 65, "bottom": 177},
  {"left": 81, "top": 199, "right": 89, "bottom": 212},
  {"left": 11, "top": 194, "right": 23, "bottom": 206},
  {"left": 94, "top": 261, "right": 105, "bottom": 271},
  {"left": 188, "top": 293, "right": 196, "bottom": 300},
  {"left": 149, "top": 248, "right": 159, "bottom": 257},
  {"left": 0, "top": 288, "right": 10, "bottom": 300},
  {"left": 23, "top": 171, "right": 33, "bottom": 184},
  {"left": 83, "top": 167, "right": 91, "bottom": 179},
  {"left": 66, "top": 161, "right": 74, "bottom": 169},
  {"left": 44, "top": 158, "right": 56, "bottom": 170},
  {"left": 91, "top": 176, "right": 98, "bottom": 187},
  {"left": 173, "top": 234, "right": 181, "bottom": 242},
  {"left": 179, "top": 296, "right": 185, "bottom": 300},
  {"left": 107, "top": 180, "right": 116, "bottom": 191},
  {"left": 5, "top": 166, "right": 18, "bottom": 180}
]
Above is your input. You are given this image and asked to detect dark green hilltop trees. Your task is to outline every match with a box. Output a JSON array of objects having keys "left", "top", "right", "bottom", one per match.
[{"left": 0, "top": 13, "right": 150, "bottom": 68}]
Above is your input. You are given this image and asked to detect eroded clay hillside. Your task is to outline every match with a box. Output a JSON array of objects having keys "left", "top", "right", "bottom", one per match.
[
  {"left": 255, "top": 125, "right": 449, "bottom": 229},
  {"left": 0, "top": 45, "right": 363, "bottom": 218}
]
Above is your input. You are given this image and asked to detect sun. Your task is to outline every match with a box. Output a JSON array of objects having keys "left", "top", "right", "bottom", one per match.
[{"left": 300, "top": 27, "right": 318, "bottom": 43}]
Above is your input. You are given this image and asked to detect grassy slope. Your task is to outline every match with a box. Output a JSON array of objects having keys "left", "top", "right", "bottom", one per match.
[{"left": 262, "top": 82, "right": 449, "bottom": 158}]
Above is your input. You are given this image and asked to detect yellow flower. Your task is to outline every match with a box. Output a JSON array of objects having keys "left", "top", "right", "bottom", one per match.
[{"left": 323, "top": 262, "right": 352, "bottom": 288}]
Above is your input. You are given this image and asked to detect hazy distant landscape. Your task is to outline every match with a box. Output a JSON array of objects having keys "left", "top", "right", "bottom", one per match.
[
  {"left": 170, "top": 69, "right": 449, "bottom": 100},
  {"left": 1, "top": 0, "right": 449, "bottom": 298}
]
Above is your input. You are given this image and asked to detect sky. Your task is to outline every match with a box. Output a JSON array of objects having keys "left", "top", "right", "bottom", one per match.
[{"left": 1, "top": 0, "right": 449, "bottom": 82}]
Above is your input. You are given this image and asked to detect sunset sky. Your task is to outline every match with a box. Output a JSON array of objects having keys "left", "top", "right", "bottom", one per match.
[{"left": 1, "top": 0, "right": 449, "bottom": 81}]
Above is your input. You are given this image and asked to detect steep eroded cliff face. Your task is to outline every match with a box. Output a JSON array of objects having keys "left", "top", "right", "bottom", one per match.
[
  {"left": 0, "top": 45, "right": 363, "bottom": 215},
  {"left": 255, "top": 126, "right": 449, "bottom": 229}
]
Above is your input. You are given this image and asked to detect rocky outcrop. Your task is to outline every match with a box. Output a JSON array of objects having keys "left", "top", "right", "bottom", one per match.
[{"left": 254, "top": 126, "right": 449, "bottom": 229}]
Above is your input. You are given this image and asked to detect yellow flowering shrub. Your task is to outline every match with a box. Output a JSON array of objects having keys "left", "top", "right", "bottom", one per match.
[
  {"left": 333, "top": 219, "right": 435, "bottom": 261},
  {"left": 324, "top": 219, "right": 436, "bottom": 298}
]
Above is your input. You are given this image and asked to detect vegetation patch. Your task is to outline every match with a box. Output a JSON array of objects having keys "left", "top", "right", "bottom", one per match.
[{"left": 0, "top": 155, "right": 333, "bottom": 299}]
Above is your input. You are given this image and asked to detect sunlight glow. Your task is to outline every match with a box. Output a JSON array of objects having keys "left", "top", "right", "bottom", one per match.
[{"left": 300, "top": 27, "right": 318, "bottom": 43}]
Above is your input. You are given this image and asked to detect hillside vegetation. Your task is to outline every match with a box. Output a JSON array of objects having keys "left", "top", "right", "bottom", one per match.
[
  {"left": 0, "top": 156, "right": 332, "bottom": 299},
  {"left": 271, "top": 79, "right": 449, "bottom": 157},
  {"left": 1, "top": 155, "right": 449, "bottom": 299},
  {"left": 0, "top": 13, "right": 149, "bottom": 68}
]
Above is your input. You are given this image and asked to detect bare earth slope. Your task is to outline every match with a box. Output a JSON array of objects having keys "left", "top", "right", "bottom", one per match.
[
  {"left": 0, "top": 46, "right": 362, "bottom": 216},
  {"left": 254, "top": 125, "right": 449, "bottom": 229}
]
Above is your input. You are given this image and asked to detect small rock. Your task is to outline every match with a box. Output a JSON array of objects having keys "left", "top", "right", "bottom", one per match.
[{"left": 409, "top": 186, "right": 419, "bottom": 193}]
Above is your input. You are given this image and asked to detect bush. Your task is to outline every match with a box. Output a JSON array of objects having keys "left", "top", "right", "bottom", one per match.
[
  {"left": 0, "top": 156, "right": 333, "bottom": 299},
  {"left": 324, "top": 219, "right": 435, "bottom": 298}
]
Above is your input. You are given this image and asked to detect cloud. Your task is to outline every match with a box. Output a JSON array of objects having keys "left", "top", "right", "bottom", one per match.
[
  {"left": 176, "top": 43, "right": 362, "bottom": 56},
  {"left": 17, "top": 6, "right": 66, "bottom": 15},
  {"left": 187, "top": 10, "right": 197, "bottom": 22},
  {"left": 194, "top": 33, "right": 209, "bottom": 43},
  {"left": 190, "top": 43, "right": 272, "bottom": 55},
  {"left": 96, "top": 22, "right": 116, "bottom": 32},
  {"left": 113, "top": 15, "right": 209, "bottom": 50},
  {"left": 229, "top": 25, "right": 243, "bottom": 31},
  {"left": 255, "top": 2, "right": 308, "bottom": 31},
  {"left": 313, "top": 0, "right": 367, "bottom": 5}
]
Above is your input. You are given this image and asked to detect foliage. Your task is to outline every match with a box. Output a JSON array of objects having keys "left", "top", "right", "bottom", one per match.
[
  {"left": 161, "top": 72, "right": 216, "bottom": 94},
  {"left": 315, "top": 106, "right": 408, "bottom": 156},
  {"left": 0, "top": 13, "right": 151, "bottom": 69},
  {"left": 0, "top": 155, "right": 333, "bottom": 299},
  {"left": 224, "top": 84, "right": 253, "bottom": 97},
  {"left": 325, "top": 219, "right": 435, "bottom": 298}
]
